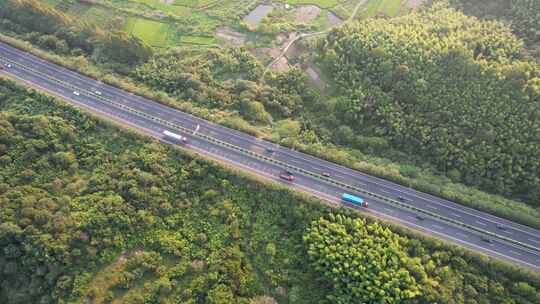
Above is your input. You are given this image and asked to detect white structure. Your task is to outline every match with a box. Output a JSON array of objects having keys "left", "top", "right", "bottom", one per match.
[{"left": 163, "top": 130, "right": 187, "bottom": 142}]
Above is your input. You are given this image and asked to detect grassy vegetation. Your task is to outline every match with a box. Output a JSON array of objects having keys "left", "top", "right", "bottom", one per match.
[
  {"left": 180, "top": 35, "right": 217, "bottom": 45},
  {"left": 37, "top": 0, "right": 410, "bottom": 48},
  {"left": 279, "top": 0, "right": 340, "bottom": 9},
  {"left": 125, "top": 17, "right": 171, "bottom": 47},
  {"left": 361, "top": 0, "right": 404, "bottom": 18},
  {"left": 40, "top": 0, "right": 226, "bottom": 48}
]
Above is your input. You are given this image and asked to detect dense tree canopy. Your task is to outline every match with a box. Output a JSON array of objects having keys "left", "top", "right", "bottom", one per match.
[
  {"left": 1, "top": 0, "right": 537, "bottom": 228},
  {"left": 449, "top": 0, "right": 540, "bottom": 57},
  {"left": 0, "top": 71, "right": 539, "bottom": 304},
  {"left": 319, "top": 4, "right": 540, "bottom": 206},
  {"left": 133, "top": 47, "right": 314, "bottom": 122},
  {"left": 0, "top": 0, "right": 152, "bottom": 65},
  {"left": 0, "top": 79, "right": 328, "bottom": 304},
  {"left": 304, "top": 215, "right": 422, "bottom": 303}
]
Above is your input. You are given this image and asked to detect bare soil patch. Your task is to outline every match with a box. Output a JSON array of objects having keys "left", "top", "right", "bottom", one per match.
[
  {"left": 407, "top": 0, "right": 422, "bottom": 9},
  {"left": 306, "top": 65, "right": 326, "bottom": 90},
  {"left": 294, "top": 5, "right": 322, "bottom": 24},
  {"left": 215, "top": 26, "right": 246, "bottom": 45},
  {"left": 327, "top": 11, "right": 343, "bottom": 26}
]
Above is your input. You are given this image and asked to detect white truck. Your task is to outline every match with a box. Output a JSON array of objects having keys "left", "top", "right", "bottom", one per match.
[{"left": 163, "top": 130, "right": 187, "bottom": 143}]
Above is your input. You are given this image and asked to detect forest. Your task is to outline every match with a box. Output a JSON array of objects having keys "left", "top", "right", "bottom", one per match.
[
  {"left": 447, "top": 0, "right": 540, "bottom": 59},
  {"left": 0, "top": 77, "right": 539, "bottom": 303},
  {"left": 0, "top": 0, "right": 539, "bottom": 229},
  {"left": 0, "top": 0, "right": 153, "bottom": 67},
  {"left": 317, "top": 3, "right": 540, "bottom": 207}
]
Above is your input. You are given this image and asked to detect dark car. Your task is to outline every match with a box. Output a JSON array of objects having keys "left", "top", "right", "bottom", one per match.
[
  {"left": 481, "top": 237, "right": 493, "bottom": 243},
  {"left": 397, "top": 196, "right": 408, "bottom": 202},
  {"left": 265, "top": 148, "right": 275, "bottom": 153},
  {"left": 415, "top": 215, "right": 425, "bottom": 221},
  {"left": 496, "top": 225, "right": 506, "bottom": 231}
]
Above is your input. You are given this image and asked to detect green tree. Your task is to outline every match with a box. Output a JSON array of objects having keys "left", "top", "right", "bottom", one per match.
[{"left": 304, "top": 215, "right": 423, "bottom": 303}]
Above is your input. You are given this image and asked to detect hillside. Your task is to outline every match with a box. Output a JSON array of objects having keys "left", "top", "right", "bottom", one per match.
[
  {"left": 448, "top": 0, "right": 540, "bottom": 59},
  {"left": 0, "top": 0, "right": 539, "bottom": 228},
  {"left": 1, "top": 79, "right": 539, "bottom": 304},
  {"left": 316, "top": 3, "right": 540, "bottom": 208}
]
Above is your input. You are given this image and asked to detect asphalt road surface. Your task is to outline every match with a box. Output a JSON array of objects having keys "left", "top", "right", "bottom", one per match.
[{"left": 1, "top": 41, "right": 539, "bottom": 271}]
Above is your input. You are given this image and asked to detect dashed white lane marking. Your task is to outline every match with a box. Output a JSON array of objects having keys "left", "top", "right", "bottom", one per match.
[
  {"left": 451, "top": 213, "right": 462, "bottom": 218},
  {"left": 5, "top": 52, "right": 540, "bottom": 251},
  {"left": 288, "top": 159, "right": 303, "bottom": 165},
  {"left": 475, "top": 220, "right": 488, "bottom": 226},
  {"left": 426, "top": 205, "right": 438, "bottom": 210},
  {"left": 456, "top": 232, "right": 469, "bottom": 238},
  {"left": 6, "top": 68, "right": 540, "bottom": 271},
  {"left": 431, "top": 224, "right": 443, "bottom": 230},
  {"left": 380, "top": 189, "right": 390, "bottom": 194},
  {"left": 383, "top": 207, "right": 394, "bottom": 213},
  {"left": 509, "top": 250, "right": 522, "bottom": 256}
]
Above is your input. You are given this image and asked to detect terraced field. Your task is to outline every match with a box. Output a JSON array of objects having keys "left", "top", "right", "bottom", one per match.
[
  {"left": 42, "top": 0, "right": 411, "bottom": 48},
  {"left": 361, "top": 0, "right": 404, "bottom": 18}
]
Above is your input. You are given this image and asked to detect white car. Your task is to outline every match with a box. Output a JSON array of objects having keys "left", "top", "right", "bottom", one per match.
[
  {"left": 5, "top": 63, "right": 11, "bottom": 68},
  {"left": 73, "top": 91, "right": 80, "bottom": 96},
  {"left": 94, "top": 90, "right": 102, "bottom": 95}
]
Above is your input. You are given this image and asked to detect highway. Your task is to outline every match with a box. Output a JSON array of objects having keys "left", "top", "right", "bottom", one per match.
[{"left": 0, "top": 41, "right": 539, "bottom": 271}]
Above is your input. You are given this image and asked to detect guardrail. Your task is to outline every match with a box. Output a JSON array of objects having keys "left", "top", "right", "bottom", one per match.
[{"left": 1, "top": 54, "right": 539, "bottom": 254}]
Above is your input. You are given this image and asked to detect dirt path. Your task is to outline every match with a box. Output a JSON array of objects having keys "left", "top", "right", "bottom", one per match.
[{"left": 263, "top": 0, "right": 368, "bottom": 74}]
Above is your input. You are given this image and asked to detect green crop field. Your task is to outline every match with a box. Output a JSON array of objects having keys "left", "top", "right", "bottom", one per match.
[
  {"left": 127, "top": 0, "right": 192, "bottom": 16},
  {"left": 35, "top": 0, "right": 411, "bottom": 49},
  {"left": 125, "top": 17, "right": 171, "bottom": 47},
  {"left": 361, "top": 0, "right": 403, "bottom": 18}
]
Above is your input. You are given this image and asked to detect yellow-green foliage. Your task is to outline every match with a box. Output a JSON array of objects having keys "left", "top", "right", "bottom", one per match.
[
  {"left": 125, "top": 17, "right": 171, "bottom": 47},
  {"left": 319, "top": 3, "right": 540, "bottom": 211},
  {"left": 304, "top": 214, "right": 423, "bottom": 303},
  {"left": 0, "top": 77, "right": 539, "bottom": 304}
]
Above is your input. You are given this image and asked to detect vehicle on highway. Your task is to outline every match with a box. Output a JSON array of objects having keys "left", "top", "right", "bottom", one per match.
[
  {"left": 279, "top": 171, "right": 295, "bottom": 182},
  {"left": 94, "top": 90, "right": 102, "bottom": 95},
  {"left": 341, "top": 193, "right": 368, "bottom": 208},
  {"left": 279, "top": 171, "right": 295, "bottom": 181},
  {"left": 73, "top": 91, "right": 80, "bottom": 96},
  {"left": 497, "top": 225, "right": 506, "bottom": 231},
  {"left": 4, "top": 63, "right": 11, "bottom": 68},
  {"left": 397, "top": 196, "right": 409, "bottom": 202},
  {"left": 482, "top": 237, "right": 493, "bottom": 244},
  {"left": 416, "top": 215, "right": 426, "bottom": 221},
  {"left": 321, "top": 172, "right": 331, "bottom": 177},
  {"left": 163, "top": 130, "right": 187, "bottom": 144},
  {"left": 265, "top": 147, "right": 275, "bottom": 154}
]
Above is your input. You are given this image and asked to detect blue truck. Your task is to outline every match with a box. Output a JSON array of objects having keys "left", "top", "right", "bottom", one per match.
[{"left": 341, "top": 193, "right": 368, "bottom": 208}]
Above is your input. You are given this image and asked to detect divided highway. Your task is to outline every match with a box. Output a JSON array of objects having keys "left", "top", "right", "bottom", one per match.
[{"left": 1, "top": 41, "right": 539, "bottom": 271}]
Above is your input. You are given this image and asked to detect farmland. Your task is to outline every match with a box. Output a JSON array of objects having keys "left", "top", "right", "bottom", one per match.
[
  {"left": 361, "top": 0, "right": 405, "bottom": 18},
  {"left": 37, "top": 0, "right": 409, "bottom": 49},
  {"left": 3, "top": 1, "right": 540, "bottom": 303}
]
